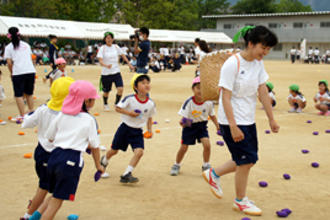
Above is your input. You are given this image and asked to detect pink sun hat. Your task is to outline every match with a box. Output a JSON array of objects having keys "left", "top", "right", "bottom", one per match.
[
  {"left": 55, "top": 57, "right": 66, "bottom": 65},
  {"left": 62, "top": 80, "right": 100, "bottom": 115},
  {"left": 192, "top": 76, "right": 200, "bottom": 85}
]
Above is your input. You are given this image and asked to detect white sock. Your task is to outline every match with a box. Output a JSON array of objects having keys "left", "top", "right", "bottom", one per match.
[
  {"left": 203, "top": 162, "right": 210, "bottom": 167},
  {"left": 24, "top": 213, "right": 31, "bottom": 218},
  {"left": 174, "top": 162, "right": 181, "bottom": 167},
  {"left": 123, "top": 165, "right": 134, "bottom": 176},
  {"left": 101, "top": 156, "right": 108, "bottom": 165}
]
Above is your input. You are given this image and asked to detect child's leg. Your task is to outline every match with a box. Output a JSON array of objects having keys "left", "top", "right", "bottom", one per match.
[
  {"left": 129, "top": 148, "right": 144, "bottom": 168},
  {"left": 103, "top": 92, "right": 109, "bottom": 105},
  {"left": 25, "top": 94, "right": 34, "bottom": 113},
  {"left": 175, "top": 144, "right": 188, "bottom": 164},
  {"left": 105, "top": 148, "right": 118, "bottom": 160},
  {"left": 15, "top": 97, "right": 25, "bottom": 116},
  {"left": 200, "top": 138, "right": 211, "bottom": 164},
  {"left": 318, "top": 104, "right": 328, "bottom": 113},
  {"left": 214, "top": 160, "right": 237, "bottom": 176},
  {"left": 297, "top": 100, "right": 306, "bottom": 109},
  {"left": 115, "top": 87, "right": 123, "bottom": 105},
  {"left": 27, "top": 188, "right": 48, "bottom": 215},
  {"left": 40, "top": 197, "right": 63, "bottom": 220},
  {"left": 288, "top": 98, "right": 295, "bottom": 108},
  {"left": 235, "top": 163, "right": 254, "bottom": 200}
]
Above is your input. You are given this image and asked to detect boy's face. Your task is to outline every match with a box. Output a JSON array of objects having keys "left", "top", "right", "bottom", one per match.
[
  {"left": 59, "top": 63, "right": 66, "bottom": 69},
  {"left": 319, "top": 83, "right": 326, "bottom": 93},
  {"left": 52, "top": 38, "right": 58, "bottom": 44},
  {"left": 85, "top": 99, "right": 95, "bottom": 110},
  {"left": 290, "top": 90, "right": 296, "bottom": 96},
  {"left": 192, "top": 83, "right": 201, "bottom": 98},
  {"left": 136, "top": 79, "right": 150, "bottom": 95}
]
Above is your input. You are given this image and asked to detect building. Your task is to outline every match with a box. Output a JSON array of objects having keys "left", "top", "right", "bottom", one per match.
[{"left": 203, "top": 11, "right": 330, "bottom": 59}]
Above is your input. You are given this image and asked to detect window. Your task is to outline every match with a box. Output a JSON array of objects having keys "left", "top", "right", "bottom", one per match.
[
  {"left": 293, "top": 22, "right": 303, "bottom": 28},
  {"left": 320, "top": 22, "right": 330, "bottom": 28},
  {"left": 269, "top": 23, "right": 279, "bottom": 28},
  {"left": 223, "top": 24, "right": 232, "bottom": 29},
  {"left": 273, "top": 43, "right": 282, "bottom": 51}
]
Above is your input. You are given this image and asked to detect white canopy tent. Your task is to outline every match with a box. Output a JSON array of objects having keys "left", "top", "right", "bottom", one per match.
[
  {"left": 0, "top": 16, "right": 232, "bottom": 44},
  {"left": 149, "top": 29, "right": 232, "bottom": 44}
]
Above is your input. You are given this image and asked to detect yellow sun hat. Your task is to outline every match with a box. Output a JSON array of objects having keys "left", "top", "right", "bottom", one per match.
[
  {"left": 47, "top": 77, "right": 75, "bottom": 111},
  {"left": 130, "top": 73, "right": 150, "bottom": 91}
]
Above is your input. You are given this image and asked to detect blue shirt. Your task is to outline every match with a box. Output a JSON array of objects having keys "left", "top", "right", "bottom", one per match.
[{"left": 137, "top": 40, "right": 150, "bottom": 68}]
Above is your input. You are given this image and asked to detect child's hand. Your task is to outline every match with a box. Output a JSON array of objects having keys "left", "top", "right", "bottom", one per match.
[
  {"left": 107, "top": 64, "right": 112, "bottom": 69},
  {"left": 269, "top": 119, "right": 280, "bottom": 133},
  {"left": 129, "top": 111, "right": 140, "bottom": 117},
  {"left": 230, "top": 125, "right": 244, "bottom": 142},
  {"left": 319, "top": 97, "right": 324, "bottom": 102},
  {"left": 313, "top": 97, "right": 317, "bottom": 103},
  {"left": 179, "top": 121, "right": 184, "bottom": 127}
]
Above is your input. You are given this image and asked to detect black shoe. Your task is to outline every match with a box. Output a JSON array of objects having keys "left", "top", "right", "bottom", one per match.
[{"left": 120, "top": 172, "right": 139, "bottom": 183}]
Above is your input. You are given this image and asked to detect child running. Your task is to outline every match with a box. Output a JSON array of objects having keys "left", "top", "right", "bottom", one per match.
[
  {"left": 202, "top": 26, "right": 280, "bottom": 216},
  {"left": 20, "top": 77, "right": 74, "bottom": 220},
  {"left": 29, "top": 80, "right": 103, "bottom": 220},
  {"left": 43, "top": 58, "right": 68, "bottom": 86},
  {"left": 288, "top": 84, "right": 306, "bottom": 113},
  {"left": 101, "top": 74, "right": 156, "bottom": 183},
  {"left": 170, "top": 76, "right": 219, "bottom": 176},
  {"left": 314, "top": 80, "right": 330, "bottom": 115}
]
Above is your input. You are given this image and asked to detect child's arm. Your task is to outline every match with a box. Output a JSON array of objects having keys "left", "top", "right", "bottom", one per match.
[
  {"left": 6, "top": 59, "right": 13, "bottom": 76},
  {"left": 258, "top": 83, "right": 280, "bottom": 133},
  {"left": 91, "top": 147, "right": 104, "bottom": 173},
  {"left": 115, "top": 106, "right": 139, "bottom": 117},
  {"left": 21, "top": 107, "right": 41, "bottom": 128},
  {"left": 209, "top": 115, "right": 220, "bottom": 131}
]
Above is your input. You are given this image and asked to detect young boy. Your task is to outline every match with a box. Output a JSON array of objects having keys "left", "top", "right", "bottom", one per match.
[
  {"left": 170, "top": 76, "right": 219, "bottom": 176},
  {"left": 101, "top": 74, "right": 156, "bottom": 183}
]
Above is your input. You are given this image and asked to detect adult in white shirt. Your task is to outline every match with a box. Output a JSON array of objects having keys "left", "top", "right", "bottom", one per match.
[
  {"left": 313, "top": 47, "right": 320, "bottom": 64},
  {"left": 202, "top": 26, "right": 280, "bottom": 216},
  {"left": 195, "top": 40, "right": 211, "bottom": 76},
  {"left": 97, "top": 32, "right": 134, "bottom": 111},
  {"left": 194, "top": 38, "right": 201, "bottom": 62},
  {"left": 308, "top": 47, "right": 314, "bottom": 64},
  {"left": 4, "top": 27, "right": 36, "bottom": 122}
]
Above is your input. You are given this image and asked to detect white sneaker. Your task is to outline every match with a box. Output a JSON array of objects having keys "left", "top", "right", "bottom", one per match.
[
  {"left": 233, "top": 197, "right": 262, "bottom": 216},
  {"left": 0, "top": 120, "right": 6, "bottom": 125},
  {"left": 104, "top": 105, "right": 110, "bottom": 112},
  {"left": 202, "top": 168, "right": 223, "bottom": 199},
  {"left": 101, "top": 172, "right": 110, "bottom": 178},
  {"left": 288, "top": 108, "right": 296, "bottom": 113},
  {"left": 296, "top": 108, "right": 302, "bottom": 113}
]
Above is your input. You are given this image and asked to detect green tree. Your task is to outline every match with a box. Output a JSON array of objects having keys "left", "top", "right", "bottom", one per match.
[
  {"left": 276, "top": 0, "right": 312, "bottom": 12},
  {"left": 197, "top": 0, "right": 230, "bottom": 29},
  {"left": 231, "top": 0, "right": 277, "bottom": 14}
]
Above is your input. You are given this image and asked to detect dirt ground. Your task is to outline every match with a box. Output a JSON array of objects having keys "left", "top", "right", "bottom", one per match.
[{"left": 0, "top": 61, "right": 329, "bottom": 220}]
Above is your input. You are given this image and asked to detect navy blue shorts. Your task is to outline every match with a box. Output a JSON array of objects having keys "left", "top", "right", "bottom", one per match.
[
  {"left": 47, "top": 148, "right": 83, "bottom": 201},
  {"left": 112, "top": 123, "right": 144, "bottom": 152},
  {"left": 220, "top": 124, "right": 258, "bottom": 165},
  {"left": 34, "top": 143, "right": 51, "bottom": 190},
  {"left": 11, "top": 73, "right": 35, "bottom": 97},
  {"left": 101, "top": 73, "right": 123, "bottom": 93},
  {"left": 136, "top": 67, "right": 148, "bottom": 74},
  {"left": 182, "top": 121, "right": 209, "bottom": 145}
]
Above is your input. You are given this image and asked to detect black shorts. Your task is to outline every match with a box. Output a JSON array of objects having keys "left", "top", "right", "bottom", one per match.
[
  {"left": 181, "top": 121, "right": 209, "bottom": 145},
  {"left": 101, "top": 73, "right": 123, "bottom": 93},
  {"left": 11, "top": 73, "right": 35, "bottom": 97},
  {"left": 111, "top": 123, "right": 144, "bottom": 152},
  {"left": 220, "top": 124, "right": 258, "bottom": 166},
  {"left": 34, "top": 143, "right": 51, "bottom": 190},
  {"left": 47, "top": 148, "right": 83, "bottom": 201}
]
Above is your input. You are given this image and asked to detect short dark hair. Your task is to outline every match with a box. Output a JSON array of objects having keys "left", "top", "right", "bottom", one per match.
[
  {"left": 103, "top": 32, "right": 114, "bottom": 44},
  {"left": 195, "top": 38, "right": 200, "bottom": 43},
  {"left": 243, "top": 26, "right": 278, "bottom": 47},
  {"left": 134, "top": 74, "right": 150, "bottom": 93},
  {"left": 139, "top": 27, "right": 149, "bottom": 37},
  {"left": 48, "top": 34, "right": 57, "bottom": 40},
  {"left": 192, "top": 82, "right": 200, "bottom": 89}
]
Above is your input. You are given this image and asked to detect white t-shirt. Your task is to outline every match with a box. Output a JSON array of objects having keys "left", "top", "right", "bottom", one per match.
[
  {"left": 315, "top": 92, "right": 330, "bottom": 104},
  {"left": 308, "top": 49, "right": 313, "bottom": 56},
  {"left": 97, "top": 44, "right": 123, "bottom": 75},
  {"left": 45, "top": 112, "right": 100, "bottom": 152},
  {"left": 117, "top": 94, "right": 156, "bottom": 129},
  {"left": 218, "top": 54, "right": 269, "bottom": 125},
  {"left": 121, "top": 46, "right": 128, "bottom": 55},
  {"left": 163, "top": 48, "right": 170, "bottom": 56},
  {"left": 314, "top": 49, "right": 320, "bottom": 56},
  {"left": 22, "top": 105, "right": 59, "bottom": 152},
  {"left": 326, "top": 50, "right": 330, "bottom": 55},
  {"left": 194, "top": 46, "right": 201, "bottom": 57},
  {"left": 49, "top": 69, "right": 67, "bottom": 80},
  {"left": 178, "top": 96, "right": 215, "bottom": 123},
  {"left": 290, "top": 49, "right": 296, "bottom": 55},
  {"left": 4, "top": 41, "right": 36, "bottom": 76},
  {"left": 269, "top": 91, "right": 276, "bottom": 101},
  {"left": 287, "top": 94, "right": 306, "bottom": 102}
]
